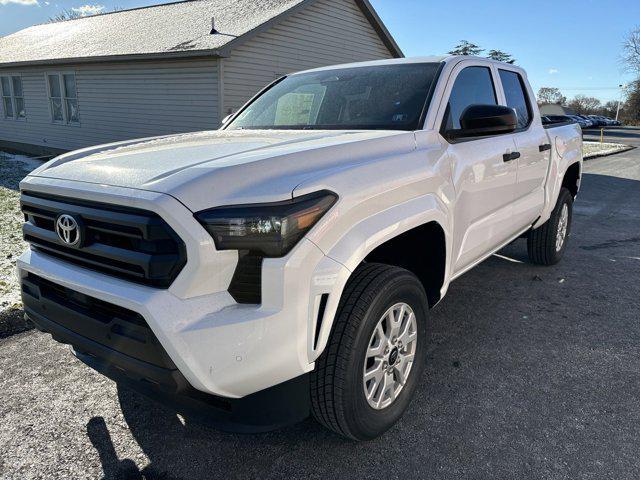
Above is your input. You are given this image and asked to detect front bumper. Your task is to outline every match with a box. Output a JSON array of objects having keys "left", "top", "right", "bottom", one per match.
[
  {"left": 17, "top": 177, "right": 351, "bottom": 401},
  {"left": 23, "top": 287, "right": 309, "bottom": 432}
]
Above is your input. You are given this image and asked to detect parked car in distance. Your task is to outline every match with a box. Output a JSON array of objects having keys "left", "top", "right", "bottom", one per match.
[
  {"left": 18, "top": 56, "right": 583, "bottom": 441},
  {"left": 545, "top": 114, "right": 576, "bottom": 124},
  {"left": 588, "top": 115, "right": 617, "bottom": 127},
  {"left": 577, "top": 115, "right": 594, "bottom": 128},
  {"left": 587, "top": 115, "right": 602, "bottom": 127},
  {"left": 568, "top": 115, "right": 589, "bottom": 128}
]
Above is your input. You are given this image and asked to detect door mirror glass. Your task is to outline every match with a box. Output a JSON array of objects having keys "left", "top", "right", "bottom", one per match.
[{"left": 448, "top": 104, "right": 517, "bottom": 139}]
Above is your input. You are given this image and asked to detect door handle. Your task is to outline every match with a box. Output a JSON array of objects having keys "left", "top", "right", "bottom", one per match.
[
  {"left": 503, "top": 151, "right": 521, "bottom": 162},
  {"left": 539, "top": 143, "right": 552, "bottom": 152}
]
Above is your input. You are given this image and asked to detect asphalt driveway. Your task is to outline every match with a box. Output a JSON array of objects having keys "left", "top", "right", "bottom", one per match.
[
  {"left": 1, "top": 135, "right": 639, "bottom": 479},
  {"left": 583, "top": 125, "right": 640, "bottom": 147}
]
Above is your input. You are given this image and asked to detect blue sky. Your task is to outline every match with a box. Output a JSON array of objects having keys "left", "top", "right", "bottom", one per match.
[{"left": 0, "top": 0, "right": 637, "bottom": 102}]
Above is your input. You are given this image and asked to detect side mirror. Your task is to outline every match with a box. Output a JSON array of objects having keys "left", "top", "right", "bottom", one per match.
[{"left": 448, "top": 104, "right": 517, "bottom": 139}]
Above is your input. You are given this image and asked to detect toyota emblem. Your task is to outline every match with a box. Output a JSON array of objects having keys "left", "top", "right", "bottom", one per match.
[{"left": 55, "top": 214, "right": 82, "bottom": 247}]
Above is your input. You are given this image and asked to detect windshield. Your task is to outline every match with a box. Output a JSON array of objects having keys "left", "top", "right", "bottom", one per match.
[{"left": 226, "top": 63, "right": 442, "bottom": 131}]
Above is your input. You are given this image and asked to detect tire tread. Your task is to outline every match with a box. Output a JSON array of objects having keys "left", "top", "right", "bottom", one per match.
[
  {"left": 527, "top": 188, "right": 573, "bottom": 265},
  {"left": 310, "top": 263, "right": 406, "bottom": 439}
]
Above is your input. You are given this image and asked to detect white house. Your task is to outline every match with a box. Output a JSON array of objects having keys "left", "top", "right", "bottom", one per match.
[
  {"left": 539, "top": 104, "right": 577, "bottom": 117},
  {"left": 0, "top": 0, "right": 401, "bottom": 155}
]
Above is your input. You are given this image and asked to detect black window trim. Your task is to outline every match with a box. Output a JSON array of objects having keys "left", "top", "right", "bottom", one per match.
[
  {"left": 497, "top": 67, "right": 534, "bottom": 133},
  {"left": 417, "top": 61, "right": 445, "bottom": 132},
  {"left": 438, "top": 64, "right": 502, "bottom": 144}
]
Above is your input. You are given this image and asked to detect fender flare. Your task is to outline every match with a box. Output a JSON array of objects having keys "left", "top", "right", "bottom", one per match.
[
  {"left": 534, "top": 138, "right": 583, "bottom": 228},
  {"left": 309, "top": 193, "right": 451, "bottom": 361}
]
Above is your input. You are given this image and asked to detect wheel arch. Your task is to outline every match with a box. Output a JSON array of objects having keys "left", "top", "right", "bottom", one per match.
[
  {"left": 534, "top": 156, "right": 583, "bottom": 229},
  {"left": 363, "top": 221, "right": 447, "bottom": 307},
  {"left": 310, "top": 195, "right": 451, "bottom": 361},
  {"left": 562, "top": 161, "right": 581, "bottom": 198}
]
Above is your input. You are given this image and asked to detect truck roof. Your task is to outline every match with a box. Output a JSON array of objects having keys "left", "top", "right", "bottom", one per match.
[{"left": 293, "top": 55, "right": 526, "bottom": 76}]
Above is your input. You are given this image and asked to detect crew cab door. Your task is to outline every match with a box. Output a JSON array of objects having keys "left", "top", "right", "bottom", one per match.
[
  {"left": 496, "top": 68, "right": 550, "bottom": 230},
  {"left": 438, "top": 63, "right": 519, "bottom": 274}
]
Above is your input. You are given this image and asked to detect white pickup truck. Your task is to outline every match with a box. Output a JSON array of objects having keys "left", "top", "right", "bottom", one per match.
[{"left": 18, "top": 56, "right": 582, "bottom": 440}]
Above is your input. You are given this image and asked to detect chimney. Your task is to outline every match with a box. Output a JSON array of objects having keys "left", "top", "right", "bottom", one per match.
[{"left": 210, "top": 16, "right": 217, "bottom": 34}]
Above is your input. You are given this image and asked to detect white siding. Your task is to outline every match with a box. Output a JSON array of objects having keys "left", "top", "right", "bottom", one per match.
[
  {"left": 0, "top": 0, "right": 396, "bottom": 153},
  {"left": 0, "top": 59, "right": 219, "bottom": 152},
  {"left": 222, "top": 0, "right": 395, "bottom": 115}
]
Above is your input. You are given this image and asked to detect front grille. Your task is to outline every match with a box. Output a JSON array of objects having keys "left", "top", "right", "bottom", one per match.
[{"left": 21, "top": 191, "right": 186, "bottom": 288}]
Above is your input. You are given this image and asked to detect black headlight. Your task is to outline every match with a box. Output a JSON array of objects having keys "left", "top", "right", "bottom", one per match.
[{"left": 195, "top": 190, "right": 338, "bottom": 257}]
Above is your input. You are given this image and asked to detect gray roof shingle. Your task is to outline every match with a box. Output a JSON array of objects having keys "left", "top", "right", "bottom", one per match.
[{"left": 0, "top": 0, "right": 305, "bottom": 66}]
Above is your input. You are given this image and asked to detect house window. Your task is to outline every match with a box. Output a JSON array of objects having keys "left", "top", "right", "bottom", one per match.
[
  {"left": 1, "top": 75, "right": 26, "bottom": 120},
  {"left": 47, "top": 73, "right": 79, "bottom": 124}
]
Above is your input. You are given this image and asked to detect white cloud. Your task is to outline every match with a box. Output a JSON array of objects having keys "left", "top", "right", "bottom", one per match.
[
  {"left": 71, "top": 3, "right": 104, "bottom": 15},
  {"left": 548, "top": 68, "right": 559, "bottom": 75},
  {"left": 0, "top": 0, "right": 39, "bottom": 5}
]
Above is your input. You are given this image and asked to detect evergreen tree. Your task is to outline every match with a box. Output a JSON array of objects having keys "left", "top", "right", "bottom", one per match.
[
  {"left": 448, "top": 40, "right": 483, "bottom": 56},
  {"left": 487, "top": 49, "right": 516, "bottom": 64}
]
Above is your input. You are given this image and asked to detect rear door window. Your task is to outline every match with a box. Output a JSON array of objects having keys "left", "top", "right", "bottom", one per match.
[{"left": 499, "top": 70, "right": 532, "bottom": 129}]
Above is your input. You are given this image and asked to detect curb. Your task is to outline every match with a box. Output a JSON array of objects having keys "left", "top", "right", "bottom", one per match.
[{"left": 584, "top": 144, "right": 635, "bottom": 160}]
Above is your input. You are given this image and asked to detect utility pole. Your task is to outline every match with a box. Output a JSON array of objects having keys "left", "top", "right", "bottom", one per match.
[{"left": 615, "top": 84, "right": 626, "bottom": 122}]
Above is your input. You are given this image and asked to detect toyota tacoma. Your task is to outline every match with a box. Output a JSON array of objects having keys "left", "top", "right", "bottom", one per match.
[{"left": 18, "top": 56, "right": 582, "bottom": 440}]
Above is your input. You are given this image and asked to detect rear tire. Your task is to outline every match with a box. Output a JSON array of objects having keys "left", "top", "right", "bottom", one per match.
[
  {"left": 527, "top": 187, "right": 573, "bottom": 265},
  {"left": 310, "top": 263, "right": 428, "bottom": 441}
]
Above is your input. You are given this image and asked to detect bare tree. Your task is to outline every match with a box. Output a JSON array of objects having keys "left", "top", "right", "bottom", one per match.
[
  {"left": 48, "top": 5, "right": 121, "bottom": 23},
  {"left": 621, "top": 80, "right": 640, "bottom": 124},
  {"left": 599, "top": 100, "right": 619, "bottom": 118},
  {"left": 618, "top": 27, "right": 640, "bottom": 124},
  {"left": 537, "top": 87, "right": 566, "bottom": 105},
  {"left": 486, "top": 49, "right": 516, "bottom": 64},
  {"left": 448, "top": 40, "right": 483, "bottom": 56},
  {"left": 567, "top": 95, "right": 602, "bottom": 115},
  {"left": 622, "top": 26, "right": 640, "bottom": 74},
  {"left": 48, "top": 8, "right": 83, "bottom": 22}
]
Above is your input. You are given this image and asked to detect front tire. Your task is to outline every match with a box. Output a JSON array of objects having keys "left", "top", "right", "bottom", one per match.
[
  {"left": 310, "top": 263, "right": 428, "bottom": 441},
  {"left": 527, "top": 187, "right": 574, "bottom": 265}
]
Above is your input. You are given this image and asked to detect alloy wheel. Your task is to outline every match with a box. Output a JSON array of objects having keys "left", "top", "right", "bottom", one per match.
[{"left": 363, "top": 302, "right": 418, "bottom": 410}]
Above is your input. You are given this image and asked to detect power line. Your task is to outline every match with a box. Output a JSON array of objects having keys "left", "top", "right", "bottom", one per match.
[{"left": 538, "top": 87, "right": 622, "bottom": 91}]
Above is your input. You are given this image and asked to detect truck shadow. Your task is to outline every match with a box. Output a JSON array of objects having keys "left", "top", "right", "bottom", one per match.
[
  {"left": 85, "top": 172, "right": 640, "bottom": 480},
  {"left": 86, "top": 417, "right": 142, "bottom": 480}
]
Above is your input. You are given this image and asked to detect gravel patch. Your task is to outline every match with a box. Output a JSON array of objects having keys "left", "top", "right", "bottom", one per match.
[
  {"left": 583, "top": 141, "right": 634, "bottom": 159},
  {"left": 0, "top": 307, "right": 31, "bottom": 339},
  {"left": 0, "top": 151, "right": 45, "bottom": 313}
]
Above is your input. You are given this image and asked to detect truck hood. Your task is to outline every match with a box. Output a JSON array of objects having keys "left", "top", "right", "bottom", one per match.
[{"left": 28, "top": 129, "right": 415, "bottom": 211}]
